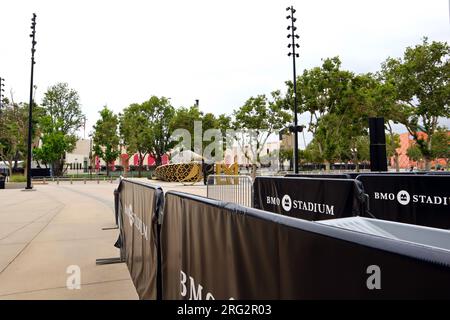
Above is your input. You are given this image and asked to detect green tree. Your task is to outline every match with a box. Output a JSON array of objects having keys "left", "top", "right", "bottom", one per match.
[
  {"left": 382, "top": 38, "right": 450, "bottom": 170},
  {"left": 33, "top": 116, "right": 76, "bottom": 170},
  {"left": 36, "top": 83, "right": 85, "bottom": 175},
  {"left": 120, "top": 103, "right": 152, "bottom": 177},
  {"left": 366, "top": 76, "right": 406, "bottom": 171},
  {"left": 92, "top": 107, "right": 120, "bottom": 177},
  {"left": 170, "top": 105, "right": 203, "bottom": 152},
  {"left": 120, "top": 96, "right": 175, "bottom": 176},
  {"left": 431, "top": 127, "right": 449, "bottom": 166},
  {"left": 288, "top": 57, "right": 370, "bottom": 169},
  {"left": 0, "top": 102, "right": 28, "bottom": 176},
  {"left": 406, "top": 144, "right": 423, "bottom": 163},
  {"left": 217, "top": 113, "right": 232, "bottom": 154},
  {"left": 304, "top": 139, "right": 324, "bottom": 164},
  {"left": 386, "top": 133, "right": 401, "bottom": 168},
  {"left": 406, "top": 127, "right": 449, "bottom": 169},
  {"left": 170, "top": 105, "right": 231, "bottom": 160},
  {"left": 352, "top": 135, "right": 370, "bottom": 171},
  {"left": 142, "top": 96, "right": 175, "bottom": 166},
  {"left": 279, "top": 147, "right": 293, "bottom": 171},
  {"left": 0, "top": 100, "right": 43, "bottom": 177},
  {"left": 232, "top": 91, "right": 291, "bottom": 179}
]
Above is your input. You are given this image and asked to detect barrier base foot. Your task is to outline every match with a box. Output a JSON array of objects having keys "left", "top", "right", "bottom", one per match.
[
  {"left": 96, "top": 257, "right": 124, "bottom": 265},
  {"left": 102, "top": 226, "right": 119, "bottom": 230}
]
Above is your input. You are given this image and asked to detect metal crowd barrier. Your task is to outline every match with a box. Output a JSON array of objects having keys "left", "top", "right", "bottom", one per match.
[{"left": 207, "top": 174, "right": 253, "bottom": 207}]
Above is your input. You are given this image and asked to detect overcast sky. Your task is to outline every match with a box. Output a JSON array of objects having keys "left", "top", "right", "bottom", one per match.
[{"left": 0, "top": 0, "right": 448, "bottom": 146}]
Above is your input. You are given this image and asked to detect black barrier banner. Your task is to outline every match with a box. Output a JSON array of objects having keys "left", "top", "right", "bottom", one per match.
[
  {"left": 285, "top": 173, "right": 351, "bottom": 179},
  {"left": 346, "top": 171, "right": 424, "bottom": 179},
  {"left": 117, "top": 179, "right": 164, "bottom": 299},
  {"left": 161, "top": 191, "right": 450, "bottom": 299},
  {"left": 357, "top": 174, "right": 450, "bottom": 229},
  {"left": 254, "top": 177, "right": 365, "bottom": 220},
  {"left": 427, "top": 171, "right": 450, "bottom": 175}
]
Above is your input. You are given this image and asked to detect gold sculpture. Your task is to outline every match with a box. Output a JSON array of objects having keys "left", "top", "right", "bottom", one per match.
[{"left": 153, "top": 162, "right": 203, "bottom": 185}]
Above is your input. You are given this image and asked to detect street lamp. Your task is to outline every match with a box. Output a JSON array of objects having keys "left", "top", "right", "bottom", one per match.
[
  {"left": 25, "top": 13, "right": 37, "bottom": 190},
  {"left": 286, "top": 6, "right": 301, "bottom": 174},
  {"left": 0, "top": 77, "right": 5, "bottom": 111}
]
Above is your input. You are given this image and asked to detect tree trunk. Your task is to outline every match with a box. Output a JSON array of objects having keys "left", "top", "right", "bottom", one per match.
[
  {"left": 8, "top": 160, "right": 13, "bottom": 177},
  {"left": 424, "top": 158, "right": 431, "bottom": 171},
  {"left": 155, "top": 154, "right": 162, "bottom": 167},
  {"left": 106, "top": 162, "right": 110, "bottom": 177},
  {"left": 52, "top": 159, "right": 63, "bottom": 176},
  {"left": 138, "top": 153, "right": 143, "bottom": 178},
  {"left": 251, "top": 163, "right": 257, "bottom": 180},
  {"left": 387, "top": 126, "right": 400, "bottom": 172},
  {"left": 394, "top": 153, "right": 400, "bottom": 172},
  {"left": 123, "top": 157, "right": 129, "bottom": 178},
  {"left": 325, "top": 161, "right": 331, "bottom": 171},
  {"left": 425, "top": 137, "right": 432, "bottom": 171}
]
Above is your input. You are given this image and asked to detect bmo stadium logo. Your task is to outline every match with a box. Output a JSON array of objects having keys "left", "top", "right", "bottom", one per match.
[
  {"left": 281, "top": 195, "right": 292, "bottom": 211},
  {"left": 124, "top": 204, "right": 149, "bottom": 240},
  {"left": 266, "top": 194, "right": 334, "bottom": 216},
  {"left": 374, "top": 190, "right": 450, "bottom": 206},
  {"left": 396, "top": 190, "right": 410, "bottom": 205}
]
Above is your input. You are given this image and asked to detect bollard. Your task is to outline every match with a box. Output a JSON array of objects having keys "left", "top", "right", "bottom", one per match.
[
  {"left": 57, "top": 177, "right": 59, "bottom": 185},
  {"left": 110, "top": 176, "right": 113, "bottom": 183},
  {"left": 97, "top": 176, "right": 99, "bottom": 184},
  {"left": 84, "top": 178, "right": 86, "bottom": 184},
  {"left": 104, "top": 176, "right": 106, "bottom": 182},
  {"left": 70, "top": 177, "right": 73, "bottom": 184},
  {"left": 43, "top": 177, "right": 46, "bottom": 184}
]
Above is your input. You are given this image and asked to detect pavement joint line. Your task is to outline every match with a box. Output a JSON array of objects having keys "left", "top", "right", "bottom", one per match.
[
  {"left": 0, "top": 278, "right": 132, "bottom": 298},
  {"left": 0, "top": 202, "right": 66, "bottom": 275},
  {"left": 32, "top": 234, "right": 118, "bottom": 243},
  {"left": 57, "top": 185, "right": 115, "bottom": 212},
  {"left": 0, "top": 204, "right": 64, "bottom": 241},
  {"left": 0, "top": 234, "right": 116, "bottom": 245},
  {"left": 0, "top": 197, "right": 37, "bottom": 209}
]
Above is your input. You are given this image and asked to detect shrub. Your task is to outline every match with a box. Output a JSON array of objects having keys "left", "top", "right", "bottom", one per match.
[{"left": 9, "top": 174, "right": 27, "bottom": 183}]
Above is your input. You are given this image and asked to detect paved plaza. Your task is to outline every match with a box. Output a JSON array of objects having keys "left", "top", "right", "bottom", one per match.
[{"left": 0, "top": 179, "right": 206, "bottom": 299}]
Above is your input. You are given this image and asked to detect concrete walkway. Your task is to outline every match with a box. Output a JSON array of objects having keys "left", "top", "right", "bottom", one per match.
[{"left": 0, "top": 179, "right": 206, "bottom": 299}]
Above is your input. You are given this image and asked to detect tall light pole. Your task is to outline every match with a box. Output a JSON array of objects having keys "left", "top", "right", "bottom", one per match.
[
  {"left": 0, "top": 77, "right": 5, "bottom": 112},
  {"left": 286, "top": 6, "right": 300, "bottom": 173},
  {"left": 25, "top": 13, "right": 37, "bottom": 190}
]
